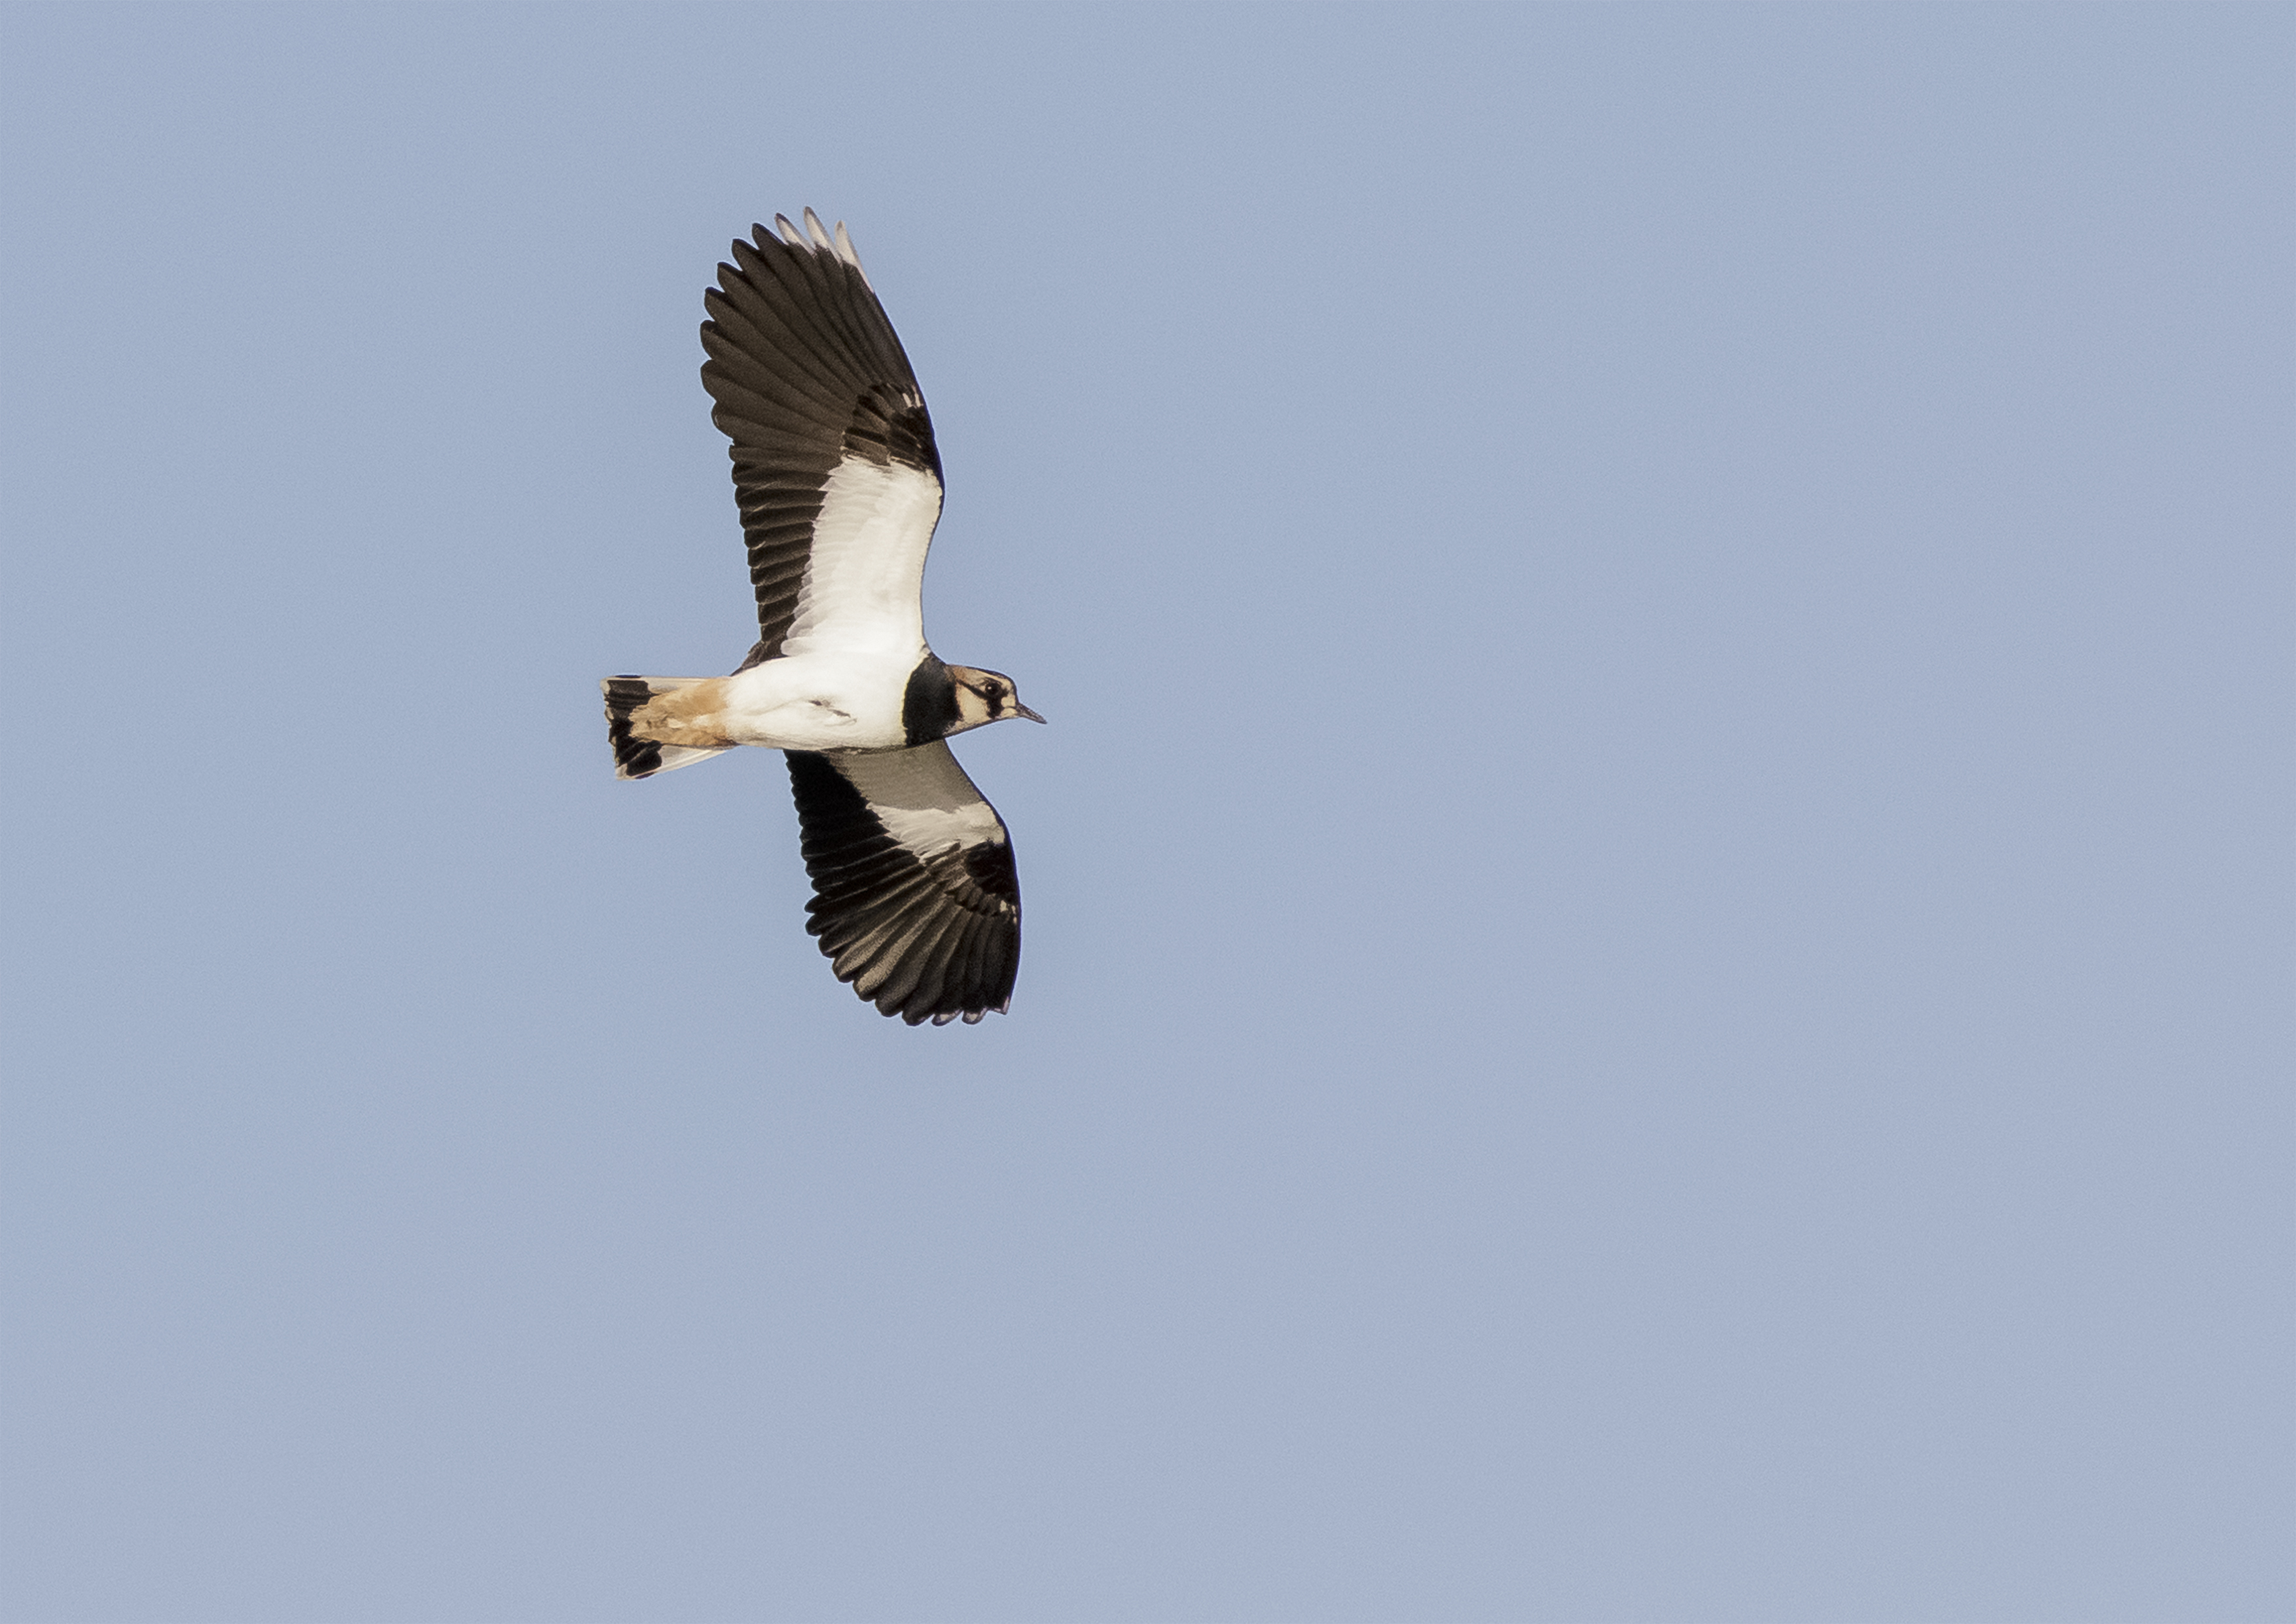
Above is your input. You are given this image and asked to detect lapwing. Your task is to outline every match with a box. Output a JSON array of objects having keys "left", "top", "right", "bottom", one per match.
[{"left": 603, "top": 211, "right": 1043, "bottom": 1026}]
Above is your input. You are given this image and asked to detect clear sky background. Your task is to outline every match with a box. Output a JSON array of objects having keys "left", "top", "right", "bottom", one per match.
[{"left": 3, "top": 5, "right": 2289, "bottom": 1622}]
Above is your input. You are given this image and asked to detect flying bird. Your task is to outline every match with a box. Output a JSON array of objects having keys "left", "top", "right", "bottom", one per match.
[{"left": 602, "top": 211, "right": 1043, "bottom": 1025}]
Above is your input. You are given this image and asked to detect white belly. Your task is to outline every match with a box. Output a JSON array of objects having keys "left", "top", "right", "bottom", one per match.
[{"left": 717, "top": 651, "right": 917, "bottom": 751}]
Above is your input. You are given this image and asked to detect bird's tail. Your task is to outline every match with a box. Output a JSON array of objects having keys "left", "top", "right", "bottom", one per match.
[{"left": 601, "top": 676, "right": 730, "bottom": 780}]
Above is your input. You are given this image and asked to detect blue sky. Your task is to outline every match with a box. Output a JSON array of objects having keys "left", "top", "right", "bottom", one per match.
[{"left": 3, "top": 5, "right": 2289, "bottom": 1621}]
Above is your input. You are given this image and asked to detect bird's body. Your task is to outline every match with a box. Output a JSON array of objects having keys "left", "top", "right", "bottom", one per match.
[
  {"left": 622, "top": 655, "right": 915, "bottom": 755},
  {"left": 610, "top": 650, "right": 1020, "bottom": 755},
  {"left": 601, "top": 211, "right": 1041, "bottom": 1025}
]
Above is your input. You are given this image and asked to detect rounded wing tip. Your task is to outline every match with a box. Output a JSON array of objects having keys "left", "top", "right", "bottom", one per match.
[
  {"left": 908, "top": 1001, "right": 1009, "bottom": 1027},
  {"left": 743, "top": 210, "right": 869, "bottom": 282}
]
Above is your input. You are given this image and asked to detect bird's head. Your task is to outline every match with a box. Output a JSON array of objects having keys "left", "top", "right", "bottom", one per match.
[{"left": 946, "top": 666, "right": 1045, "bottom": 732}]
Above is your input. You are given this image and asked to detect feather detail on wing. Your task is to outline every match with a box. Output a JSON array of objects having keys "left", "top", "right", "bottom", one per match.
[
  {"left": 786, "top": 743, "right": 1020, "bottom": 1025},
  {"left": 700, "top": 210, "right": 943, "bottom": 662}
]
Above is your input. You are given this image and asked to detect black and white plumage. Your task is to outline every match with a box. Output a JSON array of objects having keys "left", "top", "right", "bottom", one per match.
[{"left": 601, "top": 211, "right": 1041, "bottom": 1026}]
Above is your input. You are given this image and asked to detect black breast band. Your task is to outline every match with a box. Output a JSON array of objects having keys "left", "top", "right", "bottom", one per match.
[{"left": 902, "top": 655, "right": 961, "bottom": 746}]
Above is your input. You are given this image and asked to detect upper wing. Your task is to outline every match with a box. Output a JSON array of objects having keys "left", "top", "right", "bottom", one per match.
[
  {"left": 786, "top": 742, "right": 1020, "bottom": 1026},
  {"left": 701, "top": 211, "right": 944, "bottom": 664}
]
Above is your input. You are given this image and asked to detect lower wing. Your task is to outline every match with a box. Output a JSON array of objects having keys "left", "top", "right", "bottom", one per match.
[{"left": 785, "top": 742, "right": 1021, "bottom": 1024}]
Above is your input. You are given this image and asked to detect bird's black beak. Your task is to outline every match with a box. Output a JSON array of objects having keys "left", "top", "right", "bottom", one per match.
[{"left": 1016, "top": 703, "right": 1047, "bottom": 724}]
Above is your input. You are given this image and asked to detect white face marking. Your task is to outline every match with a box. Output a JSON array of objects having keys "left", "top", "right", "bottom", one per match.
[
  {"left": 952, "top": 679, "right": 997, "bottom": 731},
  {"left": 780, "top": 455, "right": 942, "bottom": 662}
]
